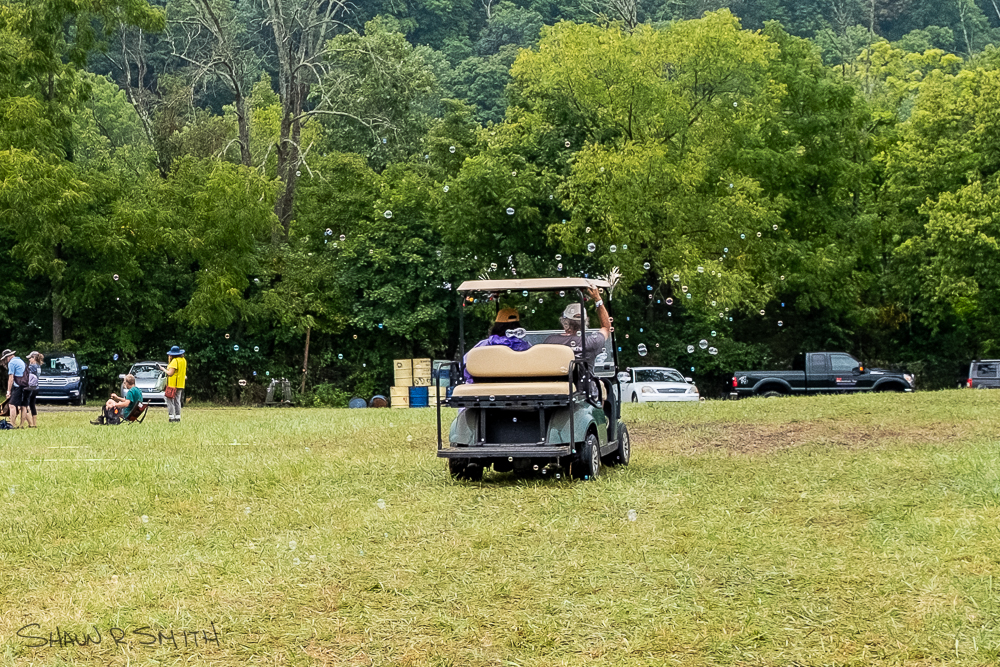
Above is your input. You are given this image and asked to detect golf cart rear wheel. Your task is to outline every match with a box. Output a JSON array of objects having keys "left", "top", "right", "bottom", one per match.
[
  {"left": 571, "top": 432, "right": 601, "bottom": 480},
  {"left": 448, "top": 458, "right": 483, "bottom": 481},
  {"left": 606, "top": 423, "right": 630, "bottom": 467}
]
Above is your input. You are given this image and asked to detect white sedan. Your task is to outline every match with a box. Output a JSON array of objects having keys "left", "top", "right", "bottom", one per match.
[{"left": 619, "top": 367, "right": 700, "bottom": 403}]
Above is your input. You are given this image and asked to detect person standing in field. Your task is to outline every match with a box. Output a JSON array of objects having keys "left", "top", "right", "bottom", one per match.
[
  {"left": 24, "top": 351, "right": 43, "bottom": 428},
  {"left": 160, "top": 346, "right": 187, "bottom": 423},
  {"left": 2, "top": 349, "right": 29, "bottom": 428}
]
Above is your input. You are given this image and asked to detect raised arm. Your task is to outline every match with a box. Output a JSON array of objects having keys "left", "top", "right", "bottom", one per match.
[{"left": 586, "top": 286, "right": 612, "bottom": 340}]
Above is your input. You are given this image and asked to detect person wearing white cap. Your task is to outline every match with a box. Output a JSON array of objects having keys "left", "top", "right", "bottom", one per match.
[
  {"left": 2, "top": 349, "right": 29, "bottom": 428},
  {"left": 542, "top": 286, "right": 612, "bottom": 367}
]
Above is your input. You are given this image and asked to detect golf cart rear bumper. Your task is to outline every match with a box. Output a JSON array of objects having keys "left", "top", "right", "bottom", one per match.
[{"left": 438, "top": 444, "right": 573, "bottom": 458}]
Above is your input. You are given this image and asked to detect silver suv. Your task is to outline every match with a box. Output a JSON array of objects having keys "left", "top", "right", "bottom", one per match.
[{"left": 967, "top": 360, "right": 1000, "bottom": 389}]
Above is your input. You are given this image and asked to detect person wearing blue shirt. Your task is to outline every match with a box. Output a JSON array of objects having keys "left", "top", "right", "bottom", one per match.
[{"left": 2, "top": 349, "right": 28, "bottom": 429}]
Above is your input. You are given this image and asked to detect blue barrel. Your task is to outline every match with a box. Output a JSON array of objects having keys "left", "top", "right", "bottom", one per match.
[
  {"left": 408, "top": 386, "right": 429, "bottom": 407},
  {"left": 348, "top": 397, "right": 367, "bottom": 409}
]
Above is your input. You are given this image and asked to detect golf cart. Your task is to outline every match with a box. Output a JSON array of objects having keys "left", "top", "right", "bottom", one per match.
[{"left": 435, "top": 277, "right": 631, "bottom": 481}]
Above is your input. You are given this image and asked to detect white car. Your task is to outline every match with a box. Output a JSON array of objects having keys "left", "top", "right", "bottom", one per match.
[{"left": 619, "top": 367, "right": 699, "bottom": 403}]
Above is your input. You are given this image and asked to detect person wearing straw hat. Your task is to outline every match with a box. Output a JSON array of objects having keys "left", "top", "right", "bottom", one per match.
[
  {"left": 462, "top": 308, "right": 531, "bottom": 383},
  {"left": 159, "top": 346, "right": 187, "bottom": 423},
  {"left": 2, "top": 349, "right": 29, "bottom": 429}
]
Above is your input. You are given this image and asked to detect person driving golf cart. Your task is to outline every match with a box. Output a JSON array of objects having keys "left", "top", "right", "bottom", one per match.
[{"left": 464, "top": 308, "right": 531, "bottom": 383}]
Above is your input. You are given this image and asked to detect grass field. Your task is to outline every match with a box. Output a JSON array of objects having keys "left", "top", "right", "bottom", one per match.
[{"left": 2, "top": 390, "right": 1000, "bottom": 666}]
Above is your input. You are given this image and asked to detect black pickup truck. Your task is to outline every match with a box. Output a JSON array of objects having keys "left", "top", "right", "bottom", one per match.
[{"left": 731, "top": 351, "right": 915, "bottom": 398}]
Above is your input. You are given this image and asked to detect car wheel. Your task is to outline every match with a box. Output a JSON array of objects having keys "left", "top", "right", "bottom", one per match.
[
  {"left": 761, "top": 390, "right": 784, "bottom": 398},
  {"left": 605, "top": 423, "right": 631, "bottom": 467},
  {"left": 571, "top": 432, "right": 601, "bottom": 480},
  {"left": 448, "top": 458, "right": 483, "bottom": 481},
  {"left": 70, "top": 395, "right": 81, "bottom": 406},
  {"left": 631, "top": 393, "right": 639, "bottom": 403}
]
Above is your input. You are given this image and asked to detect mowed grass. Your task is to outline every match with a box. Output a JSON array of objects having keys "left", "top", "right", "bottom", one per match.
[{"left": 2, "top": 391, "right": 1000, "bottom": 665}]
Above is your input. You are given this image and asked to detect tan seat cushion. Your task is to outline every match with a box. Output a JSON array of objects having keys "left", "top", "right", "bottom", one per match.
[
  {"left": 451, "top": 381, "right": 570, "bottom": 397},
  {"left": 465, "top": 344, "right": 574, "bottom": 379}
]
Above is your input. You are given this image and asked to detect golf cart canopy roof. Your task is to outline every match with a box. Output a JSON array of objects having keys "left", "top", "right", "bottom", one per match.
[{"left": 457, "top": 277, "right": 611, "bottom": 293}]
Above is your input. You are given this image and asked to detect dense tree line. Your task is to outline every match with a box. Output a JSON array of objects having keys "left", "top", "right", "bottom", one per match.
[{"left": 2, "top": 0, "right": 1000, "bottom": 401}]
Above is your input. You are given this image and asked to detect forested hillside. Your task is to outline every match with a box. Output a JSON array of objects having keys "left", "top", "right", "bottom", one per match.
[{"left": 2, "top": 0, "right": 1000, "bottom": 401}]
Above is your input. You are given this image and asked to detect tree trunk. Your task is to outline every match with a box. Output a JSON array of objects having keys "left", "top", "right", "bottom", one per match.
[
  {"left": 300, "top": 326, "right": 311, "bottom": 393},
  {"left": 235, "top": 91, "right": 252, "bottom": 167},
  {"left": 52, "top": 289, "right": 63, "bottom": 345}
]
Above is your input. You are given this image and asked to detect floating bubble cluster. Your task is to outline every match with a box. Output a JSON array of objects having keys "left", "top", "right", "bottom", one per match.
[
  {"left": 637, "top": 344, "right": 647, "bottom": 356},
  {"left": 709, "top": 347, "right": 718, "bottom": 355}
]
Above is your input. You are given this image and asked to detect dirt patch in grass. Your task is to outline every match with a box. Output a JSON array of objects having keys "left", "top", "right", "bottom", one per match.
[{"left": 631, "top": 420, "right": 966, "bottom": 455}]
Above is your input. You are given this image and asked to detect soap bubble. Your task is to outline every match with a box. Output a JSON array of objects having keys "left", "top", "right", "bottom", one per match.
[
  {"left": 699, "top": 339, "right": 708, "bottom": 349},
  {"left": 406, "top": 435, "right": 413, "bottom": 442},
  {"left": 740, "top": 234, "right": 746, "bottom": 239},
  {"left": 627, "top": 509, "right": 637, "bottom": 522},
  {"left": 673, "top": 274, "right": 680, "bottom": 281},
  {"left": 538, "top": 298, "right": 543, "bottom": 303},
  {"left": 587, "top": 243, "right": 596, "bottom": 252},
  {"left": 697, "top": 266, "right": 704, "bottom": 273},
  {"left": 760, "top": 310, "right": 765, "bottom": 316},
  {"left": 225, "top": 333, "right": 230, "bottom": 339},
  {"left": 325, "top": 228, "right": 332, "bottom": 236},
  {"left": 555, "top": 254, "right": 562, "bottom": 260},
  {"left": 490, "top": 263, "right": 497, "bottom": 270},
  {"left": 559, "top": 290, "right": 565, "bottom": 297},
  {"left": 505, "top": 207, "right": 515, "bottom": 216},
  {"left": 353, "top": 334, "right": 357, "bottom": 339},
  {"left": 778, "top": 321, "right": 784, "bottom": 327},
  {"left": 637, "top": 344, "right": 647, "bottom": 356},
  {"left": 337, "top": 353, "right": 343, "bottom": 360},
  {"left": 506, "top": 328, "right": 527, "bottom": 339},
  {"left": 565, "top": 140, "right": 571, "bottom": 147},
  {"left": 610, "top": 245, "right": 617, "bottom": 253},
  {"left": 141, "top": 515, "right": 149, "bottom": 523},
  {"left": 681, "top": 285, "right": 688, "bottom": 293},
  {"left": 113, "top": 353, "right": 119, "bottom": 361},
  {"left": 757, "top": 231, "right": 762, "bottom": 238},
  {"left": 145, "top": 533, "right": 151, "bottom": 541},
  {"left": 449, "top": 146, "right": 456, "bottom": 153},
  {"left": 773, "top": 225, "right": 778, "bottom": 230},
  {"left": 443, "top": 185, "right": 449, "bottom": 193},
  {"left": 709, "top": 347, "right": 718, "bottom": 355},
  {"left": 666, "top": 298, "right": 673, "bottom": 305},
  {"left": 711, "top": 300, "right": 717, "bottom": 306},
  {"left": 113, "top": 274, "right": 119, "bottom": 281},
  {"left": 643, "top": 262, "right": 650, "bottom": 270},
  {"left": 686, "top": 345, "right": 695, "bottom": 353},
  {"left": 234, "top": 345, "right": 239, "bottom": 351},
  {"left": 289, "top": 540, "right": 297, "bottom": 550},
  {"left": 623, "top": 244, "right": 628, "bottom": 250},
  {"left": 647, "top": 285, "right": 652, "bottom": 291},
  {"left": 376, "top": 499, "right": 386, "bottom": 510},
  {"left": 557, "top": 263, "right": 563, "bottom": 271},
  {"left": 340, "top": 234, "right": 346, "bottom": 241},
  {"left": 585, "top": 226, "right": 591, "bottom": 233},
  {"left": 238, "top": 379, "right": 246, "bottom": 387},
  {"left": 384, "top": 210, "right": 392, "bottom": 219},
  {"left": 522, "top": 290, "right": 528, "bottom": 296},
  {"left": 780, "top": 275, "right": 785, "bottom": 280},
  {"left": 724, "top": 247, "right": 729, "bottom": 253}
]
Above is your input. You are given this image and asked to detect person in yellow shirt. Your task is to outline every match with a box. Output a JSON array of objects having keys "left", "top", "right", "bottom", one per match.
[{"left": 160, "top": 345, "right": 188, "bottom": 423}]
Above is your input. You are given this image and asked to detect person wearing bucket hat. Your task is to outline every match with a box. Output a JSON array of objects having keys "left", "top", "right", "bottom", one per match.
[
  {"left": 158, "top": 345, "right": 187, "bottom": 423},
  {"left": 462, "top": 307, "right": 532, "bottom": 383},
  {"left": 543, "top": 285, "right": 611, "bottom": 367},
  {"left": 2, "top": 348, "right": 29, "bottom": 428}
]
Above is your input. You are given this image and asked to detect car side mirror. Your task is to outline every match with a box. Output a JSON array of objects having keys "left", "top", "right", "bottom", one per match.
[
  {"left": 117, "top": 374, "right": 126, "bottom": 380},
  {"left": 617, "top": 372, "right": 630, "bottom": 383},
  {"left": 685, "top": 377, "right": 693, "bottom": 383},
  {"left": 853, "top": 366, "right": 864, "bottom": 375}
]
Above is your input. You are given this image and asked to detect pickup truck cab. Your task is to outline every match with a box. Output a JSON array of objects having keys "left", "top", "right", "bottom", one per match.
[{"left": 732, "top": 351, "right": 915, "bottom": 398}]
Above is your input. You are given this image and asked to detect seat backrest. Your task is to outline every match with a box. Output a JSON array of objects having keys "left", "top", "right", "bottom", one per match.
[
  {"left": 466, "top": 344, "right": 574, "bottom": 379},
  {"left": 126, "top": 402, "right": 147, "bottom": 422}
]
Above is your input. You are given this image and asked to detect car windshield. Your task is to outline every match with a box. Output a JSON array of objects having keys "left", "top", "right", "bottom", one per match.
[
  {"left": 42, "top": 356, "right": 78, "bottom": 375},
  {"left": 635, "top": 368, "right": 685, "bottom": 383},
  {"left": 132, "top": 364, "right": 164, "bottom": 380}
]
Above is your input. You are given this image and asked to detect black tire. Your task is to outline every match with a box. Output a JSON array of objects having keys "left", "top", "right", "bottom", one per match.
[
  {"left": 448, "top": 458, "right": 483, "bottom": 481},
  {"left": 761, "top": 390, "right": 784, "bottom": 398},
  {"left": 606, "top": 423, "right": 630, "bottom": 467},
  {"left": 70, "top": 395, "right": 81, "bottom": 406},
  {"left": 876, "top": 383, "right": 905, "bottom": 393},
  {"left": 631, "top": 393, "right": 639, "bottom": 403},
  {"left": 571, "top": 432, "right": 601, "bottom": 480}
]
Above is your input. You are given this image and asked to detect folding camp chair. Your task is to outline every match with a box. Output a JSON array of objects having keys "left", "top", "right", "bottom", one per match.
[{"left": 125, "top": 401, "right": 148, "bottom": 424}]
